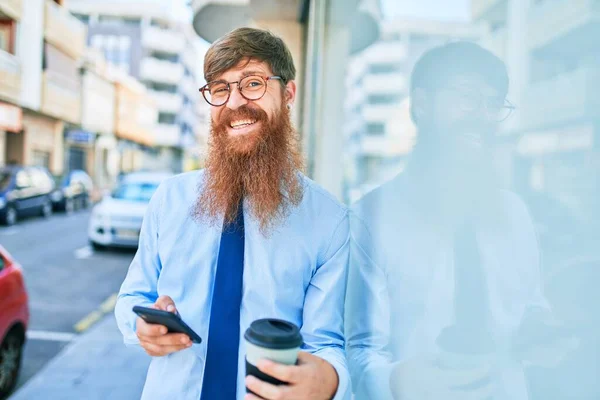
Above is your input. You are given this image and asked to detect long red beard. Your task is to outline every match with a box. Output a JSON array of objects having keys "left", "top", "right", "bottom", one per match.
[{"left": 193, "top": 103, "right": 304, "bottom": 234}]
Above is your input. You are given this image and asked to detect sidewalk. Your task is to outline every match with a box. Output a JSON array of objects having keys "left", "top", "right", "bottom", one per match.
[{"left": 11, "top": 315, "right": 150, "bottom": 400}]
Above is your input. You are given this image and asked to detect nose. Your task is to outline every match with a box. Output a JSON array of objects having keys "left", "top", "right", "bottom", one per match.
[{"left": 226, "top": 84, "right": 248, "bottom": 110}]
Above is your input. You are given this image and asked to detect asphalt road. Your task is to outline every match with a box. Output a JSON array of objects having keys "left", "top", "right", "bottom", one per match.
[{"left": 0, "top": 210, "right": 136, "bottom": 392}]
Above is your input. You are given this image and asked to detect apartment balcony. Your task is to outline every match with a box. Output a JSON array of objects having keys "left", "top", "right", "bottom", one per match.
[
  {"left": 480, "top": 26, "right": 507, "bottom": 61},
  {"left": 357, "top": 134, "right": 409, "bottom": 157},
  {"left": 0, "top": 50, "right": 21, "bottom": 104},
  {"left": 148, "top": 90, "right": 183, "bottom": 114},
  {"left": 154, "top": 123, "right": 182, "bottom": 147},
  {"left": 0, "top": 0, "right": 23, "bottom": 20},
  {"left": 363, "top": 73, "right": 407, "bottom": 96},
  {"left": 140, "top": 57, "right": 184, "bottom": 86},
  {"left": 142, "top": 26, "right": 185, "bottom": 55},
  {"left": 528, "top": 0, "right": 600, "bottom": 53},
  {"left": 520, "top": 66, "right": 600, "bottom": 131},
  {"left": 41, "top": 71, "right": 81, "bottom": 124},
  {"left": 44, "top": 0, "right": 86, "bottom": 60}
]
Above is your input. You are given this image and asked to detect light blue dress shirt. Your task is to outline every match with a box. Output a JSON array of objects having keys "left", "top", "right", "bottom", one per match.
[
  {"left": 115, "top": 170, "right": 351, "bottom": 400},
  {"left": 347, "top": 175, "right": 548, "bottom": 400}
]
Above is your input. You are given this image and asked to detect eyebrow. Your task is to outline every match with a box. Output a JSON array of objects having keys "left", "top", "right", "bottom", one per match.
[{"left": 239, "top": 70, "right": 268, "bottom": 78}]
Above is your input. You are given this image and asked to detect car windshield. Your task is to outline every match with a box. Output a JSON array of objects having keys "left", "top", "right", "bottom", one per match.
[
  {"left": 0, "top": 170, "right": 12, "bottom": 191},
  {"left": 112, "top": 182, "right": 159, "bottom": 203}
]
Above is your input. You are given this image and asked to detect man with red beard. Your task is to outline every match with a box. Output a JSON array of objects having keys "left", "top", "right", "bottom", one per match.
[{"left": 115, "top": 28, "right": 350, "bottom": 400}]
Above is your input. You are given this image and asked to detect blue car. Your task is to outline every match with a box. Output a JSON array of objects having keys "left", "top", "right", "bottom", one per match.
[
  {"left": 51, "top": 170, "right": 93, "bottom": 213},
  {"left": 0, "top": 166, "right": 55, "bottom": 226}
]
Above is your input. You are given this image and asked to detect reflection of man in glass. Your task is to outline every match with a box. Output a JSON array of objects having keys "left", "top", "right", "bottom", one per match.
[{"left": 347, "top": 42, "right": 571, "bottom": 399}]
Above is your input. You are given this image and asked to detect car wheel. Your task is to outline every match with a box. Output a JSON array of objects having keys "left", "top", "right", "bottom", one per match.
[
  {"left": 0, "top": 328, "right": 24, "bottom": 399},
  {"left": 90, "top": 241, "right": 106, "bottom": 252},
  {"left": 41, "top": 200, "right": 52, "bottom": 218},
  {"left": 65, "top": 198, "right": 75, "bottom": 214},
  {"left": 1, "top": 207, "right": 17, "bottom": 227}
]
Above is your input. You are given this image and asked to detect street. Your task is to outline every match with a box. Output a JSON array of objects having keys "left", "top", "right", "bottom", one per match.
[{"left": 0, "top": 211, "right": 135, "bottom": 391}]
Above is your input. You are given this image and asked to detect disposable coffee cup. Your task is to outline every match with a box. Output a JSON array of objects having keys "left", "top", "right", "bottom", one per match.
[{"left": 244, "top": 318, "right": 303, "bottom": 392}]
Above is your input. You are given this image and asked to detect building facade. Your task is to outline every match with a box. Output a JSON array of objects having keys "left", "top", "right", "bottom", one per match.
[
  {"left": 68, "top": 0, "right": 206, "bottom": 174},
  {"left": 474, "top": 0, "right": 600, "bottom": 221},
  {"left": 344, "top": 19, "right": 485, "bottom": 200}
]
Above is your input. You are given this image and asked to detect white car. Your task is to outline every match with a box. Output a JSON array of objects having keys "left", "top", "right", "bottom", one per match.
[{"left": 88, "top": 172, "right": 172, "bottom": 250}]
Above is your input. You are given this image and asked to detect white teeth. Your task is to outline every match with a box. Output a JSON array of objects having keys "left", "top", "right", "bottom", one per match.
[{"left": 230, "top": 119, "right": 257, "bottom": 128}]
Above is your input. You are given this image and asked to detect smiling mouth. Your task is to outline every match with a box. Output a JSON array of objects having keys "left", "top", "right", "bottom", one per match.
[{"left": 230, "top": 119, "right": 258, "bottom": 130}]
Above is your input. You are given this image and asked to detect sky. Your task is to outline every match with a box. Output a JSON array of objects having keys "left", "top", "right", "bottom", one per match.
[{"left": 382, "top": 0, "right": 471, "bottom": 22}]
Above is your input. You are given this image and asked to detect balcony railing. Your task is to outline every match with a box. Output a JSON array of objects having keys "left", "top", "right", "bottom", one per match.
[
  {"left": 0, "top": 50, "right": 21, "bottom": 103},
  {"left": 148, "top": 90, "right": 183, "bottom": 114},
  {"left": 363, "top": 73, "right": 406, "bottom": 95},
  {"left": 142, "top": 26, "right": 185, "bottom": 55},
  {"left": 139, "top": 57, "right": 184, "bottom": 86},
  {"left": 44, "top": 0, "right": 87, "bottom": 60},
  {"left": 154, "top": 123, "right": 182, "bottom": 147}
]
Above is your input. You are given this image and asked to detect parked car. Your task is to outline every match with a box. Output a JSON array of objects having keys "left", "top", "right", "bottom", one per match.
[
  {"left": 51, "top": 170, "right": 93, "bottom": 213},
  {"left": 0, "top": 166, "right": 55, "bottom": 226},
  {"left": 88, "top": 172, "right": 172, "bottom": 250},
  {"left": 0, "top": 245, "right": 29, "bottom": 399}
]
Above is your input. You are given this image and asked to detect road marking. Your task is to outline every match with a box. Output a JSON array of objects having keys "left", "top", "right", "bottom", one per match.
[
  {"left": 27, "top": 330, "right": 76, "bottom": 342},
  {"left": 0, "top": 227, "right": 21, "bottom": 236},
  {"left": 99, "top": 293, "right": 118, "bottom": 313},
  {"left": 74, "top": 293, "right": 119, "bottom": 333},
  {"left": 74, "top": 246, "right": 93, "bottom": 259}
]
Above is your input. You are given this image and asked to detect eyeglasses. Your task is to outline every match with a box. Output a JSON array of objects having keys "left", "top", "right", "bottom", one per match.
[
  {"left": 199, "top": 75, "right": 283, "bottom": 107},
  {"left": 447, "top": 87, "right": 516, "bottom": 122}
]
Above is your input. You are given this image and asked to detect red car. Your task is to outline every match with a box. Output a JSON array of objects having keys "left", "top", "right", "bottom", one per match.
[{"left": 0, "top": 245, "right": 28, "bottom": 399}]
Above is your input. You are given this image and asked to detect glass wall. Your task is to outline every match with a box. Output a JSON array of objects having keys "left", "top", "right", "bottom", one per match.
[{"left": 307, "top": 0, "right": 600, "bottom": 398}]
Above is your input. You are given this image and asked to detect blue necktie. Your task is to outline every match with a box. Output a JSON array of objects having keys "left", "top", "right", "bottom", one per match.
[{"left": 201, "top": 203, "right": 245, "bottom": 399}]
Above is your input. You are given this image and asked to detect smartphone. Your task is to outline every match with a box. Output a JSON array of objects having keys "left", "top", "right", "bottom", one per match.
[{"left": 133, "top": 305, "right": 202, "bottom": 344}]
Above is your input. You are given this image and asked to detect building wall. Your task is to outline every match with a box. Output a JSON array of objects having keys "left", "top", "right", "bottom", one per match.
[
  {"left": 81, "top": 69, "right": 116, "bottom": 135},
  {"left": 87, "top": 23, "right": 143, "bottom": 78},
  {"left": 21, "top": 111, "right": 64, "bottom": 174},
  {"left": 17, "top": 0, "right": 44, "bottom": 111}
]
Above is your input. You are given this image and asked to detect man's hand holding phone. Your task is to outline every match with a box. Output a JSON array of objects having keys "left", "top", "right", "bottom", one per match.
[{"left": 135, "top": 295, "right": 193, "bottom": 357}]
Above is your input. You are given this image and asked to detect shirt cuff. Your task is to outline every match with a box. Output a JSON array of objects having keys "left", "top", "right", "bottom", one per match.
[
  {"left": 313, "top": 348, "right": 351, "bottom": 400},
  {"left": 354, "top": 361, "right": 398, "bottom": 400}
]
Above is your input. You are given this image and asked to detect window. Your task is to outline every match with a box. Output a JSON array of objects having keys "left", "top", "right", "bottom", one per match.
[
  {"left": 0, "top": 254, "right": 5, "bottom": 272},
  {"left": 16, "top": 170, "right": 31, "bottom": 189},
  {"left": 158, "top": 113, "right": 177, "bottom": 124},
  {"left": 367, "top": 94, "right": 401, "bottom": 105},
  {"left": 369, "top": 64, "right": 399, "bottom": 74},
  {"left": 366, "top": 123, "right": 386, "bottom": 136},
  {"left": 149, "top": 83, "right": 178, "bottom": 93},
  {"left": 112, "top": 182, "right": 159, "bottom": 203},
  {"left": 150, "top": 51, "right": 179, "bottom": 63}
]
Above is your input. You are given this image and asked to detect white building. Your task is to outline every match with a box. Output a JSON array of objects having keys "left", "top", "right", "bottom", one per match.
[
  {"left": 474, "top": 0, "right": 600, "bottom": 217},
  {"left": 345, "top": 18, "right": 486, "bottom": 200},
  {"left": 67, "top": 0, "right": 207, "bottom": 173}
]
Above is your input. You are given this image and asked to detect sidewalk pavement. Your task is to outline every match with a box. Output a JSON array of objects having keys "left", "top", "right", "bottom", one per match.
[{"left": 11, "top": 315, "right": 150, "bottom": 400}]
